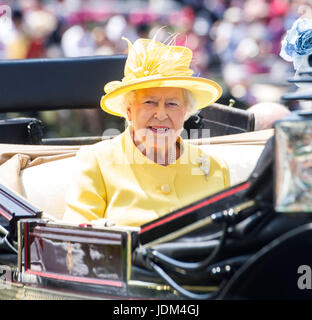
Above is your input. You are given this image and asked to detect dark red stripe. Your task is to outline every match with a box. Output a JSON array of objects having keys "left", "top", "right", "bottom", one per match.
[
  {"left": 139, "top": 182, "right": 250, "bottom": 234},
  {"left": 0, "top": 208, "right": 11, "bottom": 220},
  {"left": 24, "top": 222, "right": 28, "bottom": 271},
  {"left": 25, "top": 270, "right": 124, "bottom": 287}
]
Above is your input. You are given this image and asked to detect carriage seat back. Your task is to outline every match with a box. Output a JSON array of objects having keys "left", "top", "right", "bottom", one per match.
[{"left": 20, "top": 143, "right": 264, "bottom": 220}]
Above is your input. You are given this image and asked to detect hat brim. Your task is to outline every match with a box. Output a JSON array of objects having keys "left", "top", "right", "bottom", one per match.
[{"left": 100, "top": 76, "right": 222, "bottom": 117}]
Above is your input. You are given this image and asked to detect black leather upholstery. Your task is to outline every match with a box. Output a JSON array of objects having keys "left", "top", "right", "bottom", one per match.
[
  {"left": 0, "top": 55, "right": 126, "bottom": 112},
  {"left": 200, "top": 103, "right": 255, "bottom": 135},
  {"left": 184, "top": 103, "right": 255, "bottom": 138},
  {"left": 0, "top": 118, "right": 44, "bottom": 144}
]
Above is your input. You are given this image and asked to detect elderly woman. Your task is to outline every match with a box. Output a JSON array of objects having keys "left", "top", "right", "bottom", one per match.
[{"left": 63, "top": 36, "right": 230, "bottom": 227}]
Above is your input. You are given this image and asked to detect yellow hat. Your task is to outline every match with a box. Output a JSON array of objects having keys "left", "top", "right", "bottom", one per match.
[{"left": 100, "top": 37, "right": 222, "bottom": 117}]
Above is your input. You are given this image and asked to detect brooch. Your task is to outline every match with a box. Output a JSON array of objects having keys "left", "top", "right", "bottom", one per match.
[{"left": 196, "top": 155, "right": 210, "bottom": 181}]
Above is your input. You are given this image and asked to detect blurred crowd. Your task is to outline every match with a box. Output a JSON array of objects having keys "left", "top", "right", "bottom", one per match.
[{"left": 0, "top": 0, "right": 310, "bottom": 137}]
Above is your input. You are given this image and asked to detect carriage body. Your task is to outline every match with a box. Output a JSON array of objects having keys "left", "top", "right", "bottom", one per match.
[{"left": 0, "top": 56, "right": 311, "bottom": 300}]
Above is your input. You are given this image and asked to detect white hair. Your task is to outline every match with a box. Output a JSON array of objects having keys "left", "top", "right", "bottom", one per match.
[{"left": 121, "top": 88, "right": 198, "bottom": 123}]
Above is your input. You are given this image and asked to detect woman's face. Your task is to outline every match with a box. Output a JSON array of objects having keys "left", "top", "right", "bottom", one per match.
[{"left": 126, "top": 87, "right": 187, "bottom": 151}]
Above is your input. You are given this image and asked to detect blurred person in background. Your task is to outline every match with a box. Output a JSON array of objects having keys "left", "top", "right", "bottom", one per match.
[
  {"left": 24, "top": 9, "right": 58, "bottom": 58},
  {"left": 93, "top": 26, "right": 115, "bottom": 56},
  {"left": 61, "top": 21, "right": 96, "bottom": 57},
  {"left": 4, "top": 9, "right": 29, "bottom": 59},
  {"left": 247, "top": 102, "right": 291, "bottom": 130}
]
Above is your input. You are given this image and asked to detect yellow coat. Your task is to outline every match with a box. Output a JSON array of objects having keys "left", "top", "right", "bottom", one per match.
[{"left": 64, "top": 128, "right": 230, "bottom": 227}]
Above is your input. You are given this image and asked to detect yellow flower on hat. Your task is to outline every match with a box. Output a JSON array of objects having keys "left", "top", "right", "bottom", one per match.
[{"left": 100, "top": 35, "right": 222, "bottom": 117}]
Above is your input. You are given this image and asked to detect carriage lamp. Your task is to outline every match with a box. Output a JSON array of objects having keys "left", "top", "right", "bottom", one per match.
[{"left": 275, "top": 111, "right": 312, "bottom": 213}]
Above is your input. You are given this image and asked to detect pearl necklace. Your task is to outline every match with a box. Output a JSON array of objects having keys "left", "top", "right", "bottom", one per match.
[
  {"left": 129, "top": 126, "right": 182, "bottom": 165},
  {"left": 167, "top": 141, "right": 181, "bottom": 164}
]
